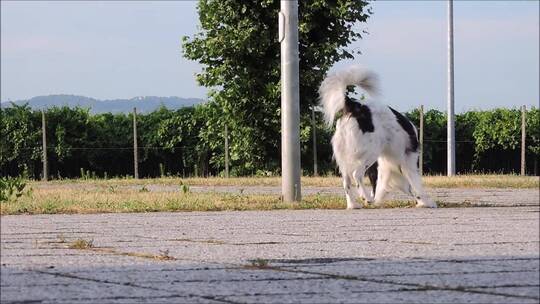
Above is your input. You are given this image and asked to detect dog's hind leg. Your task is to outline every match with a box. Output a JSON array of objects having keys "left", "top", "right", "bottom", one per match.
[
  {"left": 400, "top": 155, "right": 437, "bottom": 208},
  {"left": 352, "top": 161, "right": 376, "bottom": 204},
  {"left": 373, "top": 160, "right": 392, "bottom": 207},
  {"left": 365, "top": 162, "right": 378, "bottom": 198},
  {"left": 343, "top": 174, "right": 362, "bottom": 209}
]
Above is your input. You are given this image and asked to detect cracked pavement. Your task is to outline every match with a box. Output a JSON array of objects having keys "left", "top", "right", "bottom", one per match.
[{"left": 1, "top": 193, "right": 539, "bottom": 303}]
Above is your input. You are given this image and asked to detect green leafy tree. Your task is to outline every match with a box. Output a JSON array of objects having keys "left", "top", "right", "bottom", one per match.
[
  {"left": 421, "top": 109, "right": 447, "bottom": 174},
  {"left": 455, "top": 110, "right": 479, "bottom": 173},
  {"left": 526, "top": 108, "right": 539, "bottom": 155},
  {"left": 0, "top": 104, "right": 41, "bottom": 177},
  {"left": 2, "top": 105, "right": 537, "bottom": 178},
  {"left": 156, "top": 106, "right": 208, "bottom": 177},
  {"left": 526, "top": 108, "right": 539, "bottom": 175},
  {"left": 43, "top": 107, "right": 92, "bottom": 177},
  {"left": 472, "top": 109, "right": 521, "bottom": 172},
  {"left": 182, "top": 0, "right": 372, "bottom": 175},
  {"left": 87, "top": 112, "right": 132, "bottom": 176},
  {"left": 137, "top": 107, "right": 176, "bottom": 177}
]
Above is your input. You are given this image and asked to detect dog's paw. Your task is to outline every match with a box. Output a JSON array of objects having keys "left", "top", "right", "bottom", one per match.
[
  {"left": 371, "top": 200, "right": 385, "bottom": 208},
  {"left": 346, "top": 202, "right": 363, "bottom": 209}
]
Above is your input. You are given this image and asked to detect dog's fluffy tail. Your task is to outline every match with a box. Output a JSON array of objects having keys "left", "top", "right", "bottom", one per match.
[{"left": 318, "top": 65, "right": 379, "bottom": 126}]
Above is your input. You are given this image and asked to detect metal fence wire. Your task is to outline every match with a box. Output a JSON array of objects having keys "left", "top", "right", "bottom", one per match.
[{"left": 1, "top": 106, "right": 537, "bottom": 179}]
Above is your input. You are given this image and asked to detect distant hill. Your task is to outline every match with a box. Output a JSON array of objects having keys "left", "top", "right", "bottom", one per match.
[{"left": 0, "top": 94, "right": 205, "bottom": 114}]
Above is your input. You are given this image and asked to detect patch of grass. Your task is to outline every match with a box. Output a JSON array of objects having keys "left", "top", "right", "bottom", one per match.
[
  {"left": 66, "top": 242, "right": 176, "bottom": 261},
  {"left": 437, "top": 201, "right": 490, "bottom": 208},
  {"left": 157, "top": 249, "right": 174, "bottom": 260},
  {"left": 1, "top": 176, "right": 32, "bottom": 202},
  {"left": 30, "top": 174, "right": 538, "bottom": 189},
  {"left": 85, "top": 247, "right": 176, "bottom": 261},
  {"left": 180, "top": 183, "right": 190, "bottom": 194},
  {"left": 68, "top": 239, "right": 94, "bottom": 249},
  {"left": 66, "top": 238, "right": 174, "bottom": 261},
  {"left": 0, "top": 184, "right": 488, "bottom": 215},
  {"left": 172, "top": 238, "right": 227, "bottom": 245},
  {"left": 107, "top": 185, "right": 118, "bottom": 193},
  {"left": 0, "top": 187, "right": 342, "bottom": 215},
  {"left": 1, "top": 175, "right": 534, "bottom": 215},
  {"left": 42, "top": 200, "right": 61, "bottom": 214},
  {"left": 422, "top": 174, "right": 538, "bottom": 189},
  {"left": 249, "top": 258, "right": 270, "bottom": 269}
]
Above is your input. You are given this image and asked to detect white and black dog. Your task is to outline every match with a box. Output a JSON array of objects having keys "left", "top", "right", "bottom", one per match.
[{"left": 319, "top": 65, "right": 436, "bottom": 209}]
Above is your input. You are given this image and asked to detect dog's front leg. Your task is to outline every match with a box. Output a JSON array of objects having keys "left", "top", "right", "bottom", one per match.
[
  {"left": 400, "top": 160, "right": 437, "bottom": 208},
  {"left": 343, "top": 175, "right": 362, "bottom": 209}
]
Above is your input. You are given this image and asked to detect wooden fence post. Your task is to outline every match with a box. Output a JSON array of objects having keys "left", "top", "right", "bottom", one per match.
[
  {"left": 42, "top": 110, "right": 48, "bottom": 181},
  {"left": 224, "top": 124, "right": 229, "bottom": 178},
  {"left": 521, "top": 105, "right": 526, "bottom": 176},
  {"left": 133, "top": 107, "right": 139, "bottom": 179},
  {"left": 419, "top": 105, "right": 424, "bottom": 176},
  {"left": 312, "top": 106, "right": 318, "bottom": 176}
]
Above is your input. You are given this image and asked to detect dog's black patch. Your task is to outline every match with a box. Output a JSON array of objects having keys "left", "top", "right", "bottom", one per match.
[
  {"left": 366, "top": 162, "right": 378, "bottom": 195},
  {"left": 389, "top": 107, "right": 419, "bottom": 153},
  {"left": 344, "top": 97, "right": 374, "bottom": 133}
]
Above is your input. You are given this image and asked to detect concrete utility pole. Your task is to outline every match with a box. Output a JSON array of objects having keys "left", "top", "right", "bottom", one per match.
[
  {"left": 279, "top": 0, "right": 301, "bottom": 202},
  {"left": 41, "top": 110, "right": 48, "bottom": 181},
  {"left": 447, "top": 0, "right": 456, "bottom": 176},
  {"left": 133, "top": 107, "right": 139, "bottom": 179}
]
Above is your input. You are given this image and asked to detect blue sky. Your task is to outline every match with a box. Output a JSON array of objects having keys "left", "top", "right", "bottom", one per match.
[{"left": 1, "top": 1, "right": 538, "bottom": 112}]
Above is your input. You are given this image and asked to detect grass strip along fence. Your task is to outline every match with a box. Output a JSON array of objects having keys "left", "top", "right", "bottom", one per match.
[{"left": 1, "top": 175, "right": 537, "bottom": 215}]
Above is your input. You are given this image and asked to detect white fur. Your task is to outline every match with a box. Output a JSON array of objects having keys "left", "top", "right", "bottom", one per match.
[
  {"left": 319, "top": 65, "right": 379, "bottom": 126},
  {"left": 319, "top": 65, "right": 437, "bottom": 209}
]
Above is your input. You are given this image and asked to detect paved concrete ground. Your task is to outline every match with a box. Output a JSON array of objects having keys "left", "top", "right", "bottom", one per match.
[{"left": 2, "top": 202, "right": 539, "bottom": 303}]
